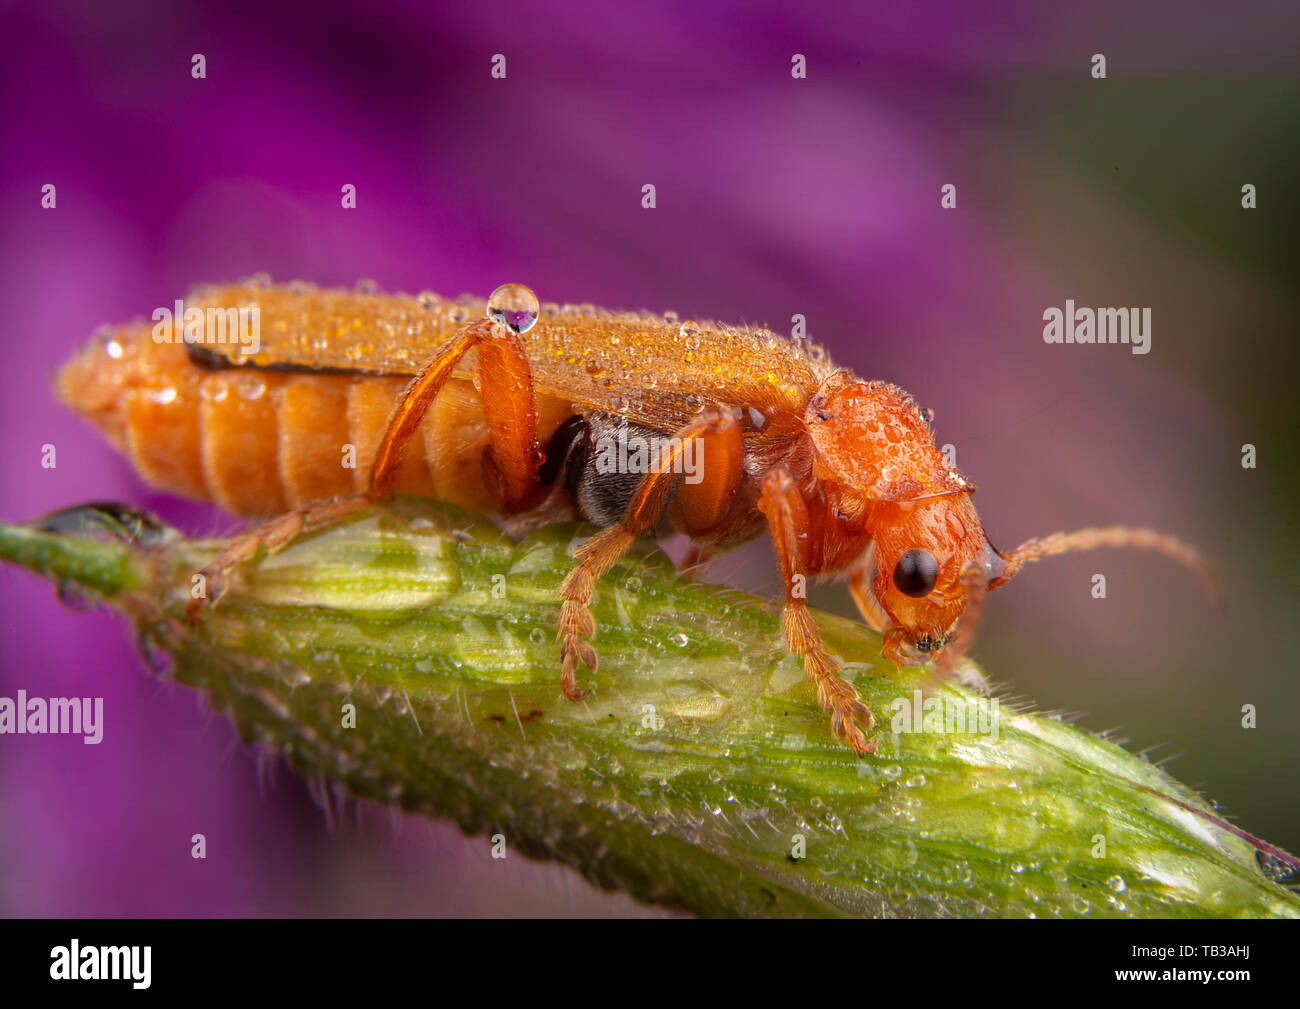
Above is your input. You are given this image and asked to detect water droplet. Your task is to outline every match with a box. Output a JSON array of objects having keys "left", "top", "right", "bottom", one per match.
[
  {"left": 623, "top": 575, "right": 642, "bottom": 593},
  {"left": 416, "top": 290, "right": 439, "bottom": 310},
  {"left": 234, "top": 374, "right": 266, "bottom": 400},
  {"left": 1106, "top": 874, "right": 1127, "bottom": 893},
  {"left": 679, "top": 322, "right": 700, "bottom": 350},
  {"left": 56, "top": 580, "right": 96, "bottom": 612},
  {"left": 198, "top": 377, "right": 228, "bottom": 402},
  {"left": 413, "top": 659, "right": 434, "bottom": 674},
  {"left": 93, "top": 326, "right": 124, "bottom": 359},
  {"left": 584, "top": 358, "right": 605, "bottom": 377},
  {"left": 528, "top": 628, "right": 546, "bottom": 644},
  {"left": 670, "top": 633, "right": 689, "bottom": 648},
  {"left": 921, "top": 406, "right": 936, "bottom": 424},
  {"left": 354, "top": 278, "right": 378, "bottom": 295},
  {"left": 486, "top": 283, "right": 540, "bottom": 335},
  {"left": 137, "top": 630, "right": 174, "bottom": 678},
  {"left": 1256, "top": 849, "right": 1300, "bottom": 884}
]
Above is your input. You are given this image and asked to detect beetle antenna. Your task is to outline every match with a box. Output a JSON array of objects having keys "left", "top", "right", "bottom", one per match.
[{"left": 992, "top": 526, "right": 1221, "bottom": 611}]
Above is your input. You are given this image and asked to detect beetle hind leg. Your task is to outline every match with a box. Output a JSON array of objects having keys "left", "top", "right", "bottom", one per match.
[
  {"left": 185, "top": 492, "right": 372, "bottom": 620},
  {"left": 188, "top": 315, "right": 545, "bottom": 620}
]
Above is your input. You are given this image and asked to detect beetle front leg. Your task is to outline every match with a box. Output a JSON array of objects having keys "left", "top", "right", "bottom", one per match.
[
  {"left": 759, "top": 467, "right": 875, "bottom": 755},
  {"left": 882, "top": 626, "right": 926, "bottom": 667},
  {"left": 847, "top": 545, "right": 890, "bottom": 633}
]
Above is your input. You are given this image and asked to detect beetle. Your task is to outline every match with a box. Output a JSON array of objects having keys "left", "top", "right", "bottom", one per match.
[{"left": 55, "top": 278, "right": 1215, "bottom": 754}]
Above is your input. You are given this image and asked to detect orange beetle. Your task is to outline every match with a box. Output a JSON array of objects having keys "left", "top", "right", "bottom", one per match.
[{"left": 55, "top": 278, "right": 1214, "bottom": 754}]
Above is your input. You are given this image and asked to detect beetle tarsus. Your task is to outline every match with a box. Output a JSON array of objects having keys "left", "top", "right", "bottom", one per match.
[{"left": 185, "top": 493, "right": 372, "bottom": 622}]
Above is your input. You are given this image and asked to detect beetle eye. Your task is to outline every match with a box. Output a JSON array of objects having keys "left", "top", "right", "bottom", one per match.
[{"left": 892, "top": 549, "right": 938, "bottom": 597}]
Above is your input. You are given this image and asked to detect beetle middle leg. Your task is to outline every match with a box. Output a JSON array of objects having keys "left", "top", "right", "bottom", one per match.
[
  {"left": 188, "top": 317, "right": 543, "bottom": 618},
  {"left": 760, "top": 467, "right": 875, "bottom": 755},
  {"left": 556, "top": 408, "right": 738, "bottom": 700}
]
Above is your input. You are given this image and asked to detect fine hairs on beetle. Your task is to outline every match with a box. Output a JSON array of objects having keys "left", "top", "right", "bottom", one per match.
[{"left": 55, "top": 279, "right": 1217, "bottom": 754}]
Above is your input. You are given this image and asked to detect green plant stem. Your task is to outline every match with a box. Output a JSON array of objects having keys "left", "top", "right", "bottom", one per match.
[{"left": 1, "top": 499, "right": 1296, "bottom": 917}]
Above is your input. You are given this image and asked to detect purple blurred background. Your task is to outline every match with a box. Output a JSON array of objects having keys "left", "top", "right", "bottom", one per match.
[{"left": 2, "top": 1, "right": 1298, "bottom": 915}]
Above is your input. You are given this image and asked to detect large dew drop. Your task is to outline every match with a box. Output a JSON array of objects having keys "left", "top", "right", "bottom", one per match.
[{"left": 485, "top": 283, "right": 540, "bottom": 335}]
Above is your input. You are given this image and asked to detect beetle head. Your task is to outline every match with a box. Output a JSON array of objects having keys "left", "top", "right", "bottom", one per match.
[
  {"left": 806, "top": 372, "right": 1216, "bottom": 670},
  {"left": 804, "top": 374, "right": 998, "bottom": 663},
  {"left": 868, "top": 492, "right": 1005, "bottom": 666}
]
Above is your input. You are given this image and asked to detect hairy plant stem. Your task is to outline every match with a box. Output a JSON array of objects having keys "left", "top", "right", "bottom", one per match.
[{"left": 1, "top": 498, "right": 1296, "bottom": 917}]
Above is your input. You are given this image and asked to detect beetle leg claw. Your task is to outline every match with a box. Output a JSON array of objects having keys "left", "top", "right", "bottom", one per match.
[
  {"left": 808, "top": 650, "right": 876, "bottom": 756},
  {"left": 557, "top": 598, "right": 597, "bottom": 700},
  {"left": 184, "top": 493, "right": 372, "bottom": 624}
]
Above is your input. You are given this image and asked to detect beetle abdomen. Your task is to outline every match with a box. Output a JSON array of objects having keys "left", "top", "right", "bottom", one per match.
[{"left": 55, "top": 322, "right": 572, "bottom": 517}]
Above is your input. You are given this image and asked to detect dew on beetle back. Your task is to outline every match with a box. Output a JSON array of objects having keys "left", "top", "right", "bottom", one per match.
[{"left": 486, "top": 283, "right": 540, "bottom": 335}]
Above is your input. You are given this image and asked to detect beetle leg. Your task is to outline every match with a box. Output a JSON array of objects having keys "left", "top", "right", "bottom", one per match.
[
  {"left": 882, "top": 626, "right": 925, "bottom": 666},
  {"left": 759, "top": 467, "right": 875, "bottom": 755},
  {"left": 188, "top": 318, "right": 543, "bottom": 619},
  {"left": 847, "top": 543, "right": 890, "bottom": 633},
  {"left": 370, "top": 319, "right": 541, "bottom": 509},
  {"left": 556, "top": 409, "right": 736, "bottom": 700},
  {"left": 186, "top": 491, "right": 372, "bottom": 621}
]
